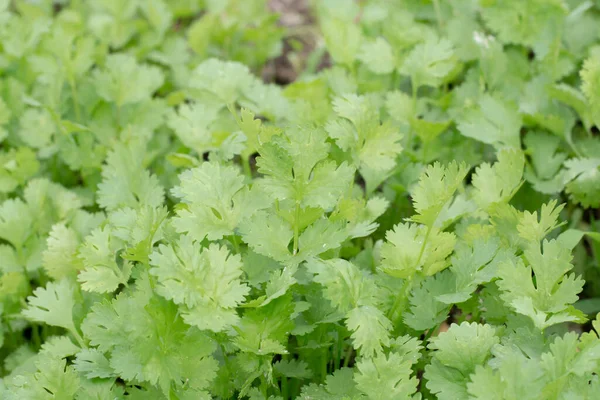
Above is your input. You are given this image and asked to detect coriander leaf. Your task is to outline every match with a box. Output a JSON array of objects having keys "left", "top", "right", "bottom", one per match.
[
  {"left": 239, "top": 211, "right": 294, "bottom": 263},
  {"left": 82, "top": 288, "right": 218, "bottom": 395},
  {"left": 517, "top": 200, "right": 565, "bottom": 244},
  {"left": 425, "top": 322, "right": 499, "bottom": 400},
  {"left": 471, "top": 148, "right": 524, "bottom": 210},
  {"left": 524, "top": 131, "right": 567, "bottom": 181},
  {"left": 0, "top": 198, "right": 33, "bottom": 248},
  {"left": 457, "top": 94, "right": 522, "bottom": 149},
  {"left": 97, "top": 143, "right": 164, "bottom": 211},
  {"left": 167, "top": 102, "right": 219, "bottom": 155},
  {"left": 562, "top": 157, "right": 600, "bottom": 208},
  {"left": 73, "top": 348, "right": 114, "bottom": 379},
  {"left": 328, "top": 94, "right": 403, "bottom": 174},
  {"left": 190, "top": 58, "right": 256, "bottom": 105},
  {"left": 171, "top": 161, "right": 267, "bottom": 242},
  {"left": 380, "top": 223, "right": 456, "bottom": 278},
  {"left": 400, "top": 38, "right": 457, "bottom": 89},
  {"left": 410, "top": 160, "right": 469, "bottom": 227},
  {"left": 355, "top": 352, "right": 418, "bottom": 400},
  {"left": 497, "top": 240, "right": 585, "bottom": 329},
  {"left": 108, "top": 205, "right": 168, "bottom": 263},
  {"left": 150, "top": 236, "right": 249, "bottom": 332},
  {"left": 404, "top": 275, "right": 452, "bottom": 331},
  {"left": 256, "top": 127, "right": 354, "bottom": 210},
  {"left": 273, "top": 359, "right": 312, "bottom": 379},
  {"left": 481, "top": 0, "right": 566, "bottom": 50},
  {"left": 0, "top": 147, "right": 39, "bottom": 193},
  {"left": 22, "top": 280, "right": 82, "bottom": 344},
  {"left": 42, "top": 223, "right": 82, "bottom": 280},
  {"left": 233, "top": 294, "right": 295, "bottom": 355},
  {"left": 34, "top": 358, "right": 80, "bottom": 399},
  {"left": 346, "top": 306, "right": 392, "bottom": 358},
  {"left": 77, "top": 226, "right": 132, "bottom": 293},
  {"left": 435, "top": 239, "right": 502, "bottom": 304},
  {"left": 358, "top": 37, "right": 395, "bottom": 75},
  {"left": 581, "top": 52, "right": 600, "bottom": 127},
  {"left": 300, "top": 368, "right": 364, "bottom": 400},
  {"left": 18, "top": 108, "right": 55, "bottom": 150},
  {"left": 306, "top": 258, "right": 377, "bottom": 313},
  {"left": 93, "top": 54, "right": 164, "bottom": 107},
  {"left": 320, "top": 17, "right": 362, "bottom": 66}
]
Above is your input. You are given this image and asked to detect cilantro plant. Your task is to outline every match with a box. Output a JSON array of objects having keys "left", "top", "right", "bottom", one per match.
[{"left": 1, "top": 0, "right": 600, "bottom": 399}]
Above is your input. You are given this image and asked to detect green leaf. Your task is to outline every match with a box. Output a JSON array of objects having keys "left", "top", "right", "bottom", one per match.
[
  {"left": 380, "top": 223, "right": 456, "bottom": 278},
  {"left": 256, "top": 127, "right": 354, "bottom": 210},
  {"left": 425, "top": 322, "right": 499, "bottom": 400},
  {"left": 471, "top": 148, "right": 524, "bottom": 210},
  {"left": 97, "top": 143, "right": 164, "bottom": 212},
  {"left": 73, "top": 348, "right": 114, "bottom": 379},
  {"left": 273, "top": 359, "right": 312, "bottom": 379},
  {"left": 517, "top": 200, "right": 565, "bottom": 244},
  {"left": 172, "top": 161, "right": 267, "bottom": 241},
  {"left": 355, "top": 352, "right": 419, "bottom": 399},
  {"left": 329, "top": 94, "right": 403, "bottom": 173},
  {"left": 77, "top": 226, "right": 131, "bottom": 293},
  {"left": 562, "top": 157, "right": 600, "bottom": 208},
  {"left": 239, "top": 211, "right": 294, "bottom": 263},
  {"left": 358, "top": 37, "right": 395, "bottom": 75},
  {"left": 497, "top": 240, "right": 585, "bottom": 329},
  {"left": 22, "top": 280, "right": 81, "bottom": 341},
  {"left": 321, "top": 17, "right": 362, "bottom": 66},
  {"left": 400, "top": 38, "right": 457, "bottom": 89},
  {"left": 150, "top": 236, "right": 249, "bottom": 332},
  {"left": 300, "top": 368, "right": 364, "bottom": 400},
  {"left": 306, "top": 258, "right": 377, "bottom": 313},
  {"left": 457, "top": 95, "right": 522, "bottom": 148},
  {"left": 93, "top": 54, "right": 164, "bottom": 107},
  {"left": 410, "top": 160, "right": 469, "bottom": 227},
  {"left": 190, "top": 58, "right": 256, "bottom": 105}
]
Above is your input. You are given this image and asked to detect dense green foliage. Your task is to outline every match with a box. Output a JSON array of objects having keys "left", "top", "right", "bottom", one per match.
[{"left": 1, "top": 0, "right": 600, "bottom": 398}]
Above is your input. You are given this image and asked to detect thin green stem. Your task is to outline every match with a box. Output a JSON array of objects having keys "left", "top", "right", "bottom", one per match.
[
  {"left": 281, "top": 371, "right": 289, "bottom": 399},
  {"left": 17, "top": 247, "right": 32, "bottom": 291},
  {"left": 432, "top": 0, "right": 443, "bottom": 31},
  {"left": 229, "top": 234, "right": 241, "bottom": 253},
  {"left": 423, "top": 324, "right": 438, "bottom": 343},
  {"left": 416, "top": 225, "right": 433, "bottom": 269},
  {"left": 343, "top": 345, "right": 353, "bottom": 368},
  {"left": 405, "top": 81, "right": 419, "bottom": 149},
  {"left": 69, "top": 77, "right": 81, "bottom": 121},
  {"left": 387, "top": 276, "right": 414, "bottom": 321},
  {"left": 242, "top": 156, "right": 252, "bottom": 179},
  {"left": 260, "top": 373, "right": 268, "bottom": 398},
  {"left": 293, "top": 202, "right": 300, "bottom": 255},
  {"left": 69, "top": 327, "right": 86, "bottom": 348},
  {"left": 32, "top": 324, "right": 41, "bottom": 350},
  {"left": 388, "top": 224, "right": 433, "bottom": 322},
  {"left": 321, "top": 348, "right": 328, "bottom": 382}
]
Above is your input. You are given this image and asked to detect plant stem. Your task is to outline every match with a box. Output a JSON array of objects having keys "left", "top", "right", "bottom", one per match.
[
  {"left": 343, "top": 345, "right": 353, "bottom": 368},
  {"left": 432, "top": 0, "right": 443, "bottom": 31},
  {"left": 69, "top": 77, "right": 81, "bottom": 121},
  {"left": 321, "top": 348, "right": 328, "bottom": 381},
  {"left": 69, "top": 326, "right": 86, "bottom": 348},
  {"left": 242, "top": 155, "right": 252, "bottom": 179},
  {"left": 281, "top": 375, "right": 289, "bottom": 400},
  {"left": 387, "top": 276, "right": 414, "bottom": 321},
  {"left": 293, "top": 202, "right": 300, "bottom": 255},
  {"left": 388, "top": 224, "right": 432, "bottom": 322},
  {"left": 261, "top": 373, "right": 268, "bottom": 398},
  {"left": 229, "top": 234, "right": 241, "bottom": 253},
  {"left": 416, "top": 225, "right": 433, "bottom": 270}
]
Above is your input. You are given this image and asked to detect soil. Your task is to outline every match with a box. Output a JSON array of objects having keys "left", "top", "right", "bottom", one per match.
[{"left": 265, "top": 0, "right": 327, "bottom": 84}]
